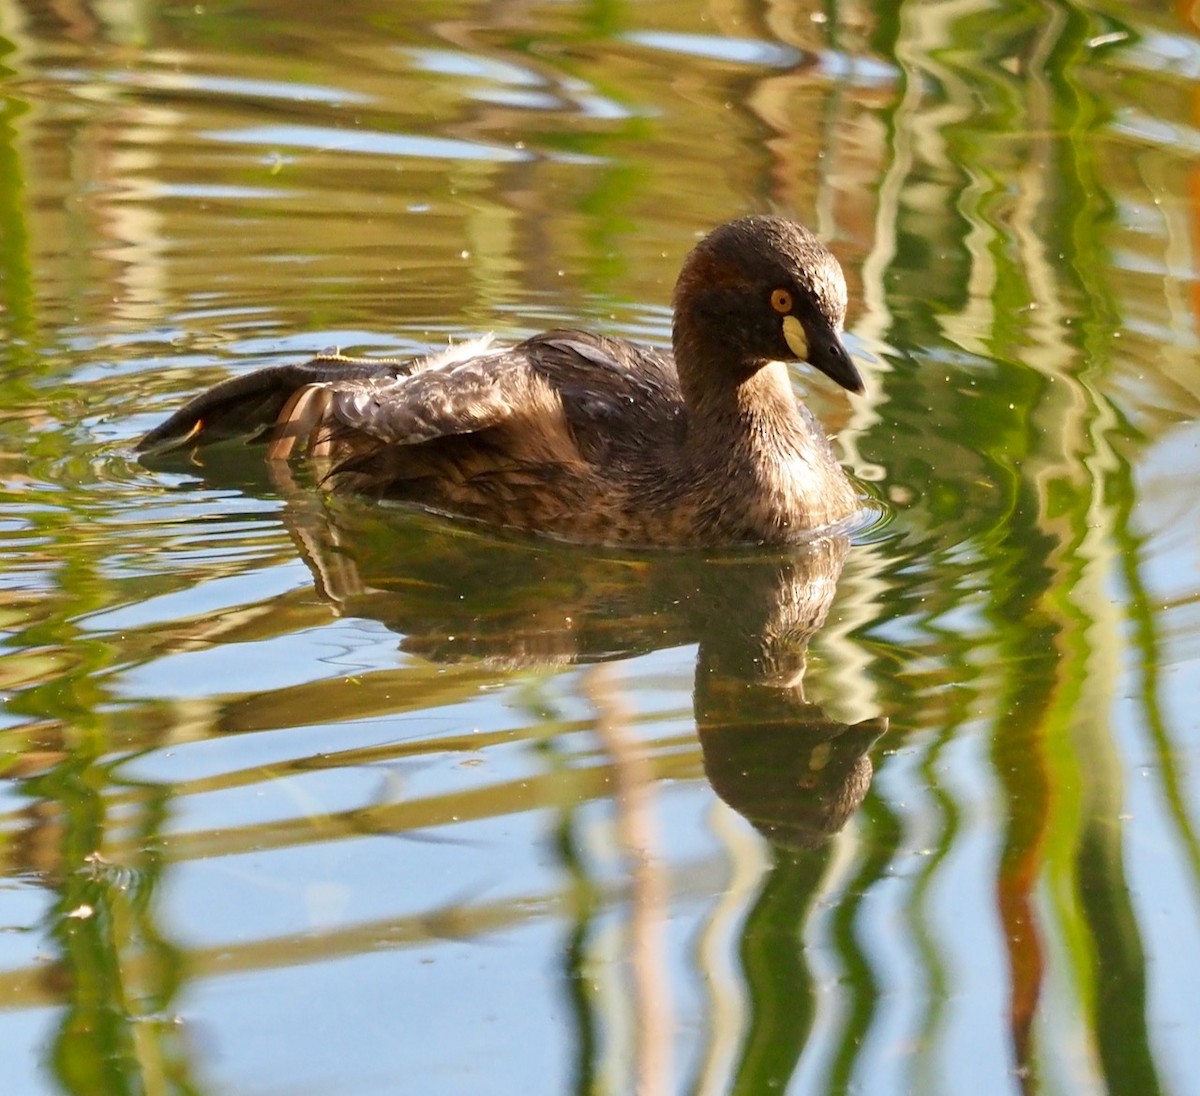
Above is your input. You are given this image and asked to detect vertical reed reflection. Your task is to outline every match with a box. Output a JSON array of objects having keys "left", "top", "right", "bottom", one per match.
[
  {"left": 552, "top": 806, "right": 600, "bottom": 1096},
  {"left": 727, "top": 853, "right": 825, "bottom": 1094},
  {"left": 18, "top": 755, "right": 195, "bottom": 1094},
  {"left": 585, "top": 663, "right": 672, "bottom": 1096},
  {"left": 860, "top": 0, "right": 1198, "bottom": 1089},
  {"left": 0, "top": 81, "right": 33, "bottom": 340}
]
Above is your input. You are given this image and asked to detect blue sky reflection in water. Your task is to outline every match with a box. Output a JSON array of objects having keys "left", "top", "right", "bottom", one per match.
[{"left": 1, "top": 0, "right": 1200, "bottom": 1094}]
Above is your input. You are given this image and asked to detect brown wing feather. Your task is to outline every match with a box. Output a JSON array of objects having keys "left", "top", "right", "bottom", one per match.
[
  {"left": 138, "top": 334, "right": 680, "bottom": 518},
  {"left": 137, "top": 355, "right": 401, "bottom": 453},
  {"left": 328, "top": 354, "right": 564, "bottom": 445},
  {"left": 266, "top": 385, "right": 335, "bottom": 460},
  {"left": 515, "top": 330, "right": 684, "bottom": 462}
]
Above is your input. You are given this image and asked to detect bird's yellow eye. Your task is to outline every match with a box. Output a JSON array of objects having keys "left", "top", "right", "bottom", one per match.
[{"left": 770, "top": 288, "right": 793, "bottom": 314}]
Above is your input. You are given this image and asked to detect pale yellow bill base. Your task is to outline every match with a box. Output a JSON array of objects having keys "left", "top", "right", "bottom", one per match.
[
  {"left": 782, "top": 315, "right": 809, "bottom": 360},
  {"left": 780, "top": 312, "right": 864, "bottom": 393}
]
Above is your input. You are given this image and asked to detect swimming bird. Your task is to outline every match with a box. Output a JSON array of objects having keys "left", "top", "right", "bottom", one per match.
[{"left": 138, "top": 215, "right": 865, "bottom": 546}]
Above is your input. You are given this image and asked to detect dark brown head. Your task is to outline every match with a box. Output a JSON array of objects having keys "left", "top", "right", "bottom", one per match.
[{"left": 671, "top": 215, "right": 863, "bottom": 395}]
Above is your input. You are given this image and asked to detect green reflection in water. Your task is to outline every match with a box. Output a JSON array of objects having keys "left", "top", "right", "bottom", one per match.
[
  {"left": 827, "top": 795, "right": 897, "bottom": 1096},
  {"left": 28, "top": 758, "right": 197, "bottom": 1095},
  {"left": 730, "top": 851, "right": 826, "bottom": 1094},
  {"left": 554, "top": 806, "right": 600, "bottom": 1096},
  {"left": 0, "top": 79, "right": 32, "bottom": 345},
  {"left": 867, "top": 0, "right": 1196, "bottom": 1091}
]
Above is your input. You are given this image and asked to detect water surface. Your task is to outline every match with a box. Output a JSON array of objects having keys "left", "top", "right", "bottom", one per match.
[{"left": 2, "top": 1, "right": 1200, "bottom": 1094}]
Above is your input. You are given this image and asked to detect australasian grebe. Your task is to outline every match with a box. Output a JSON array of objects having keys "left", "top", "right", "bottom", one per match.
[{"left": 139, "top": 215, "right": 865, "bottom": 546}]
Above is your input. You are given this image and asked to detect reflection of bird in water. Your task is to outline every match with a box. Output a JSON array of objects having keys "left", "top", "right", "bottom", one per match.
[
  {"left": 140, "top": 216, "right": 864, "bottom": 546},
  {"left": 696, "top": 691, "right": 885, "bottom": 851},
  {"left": 275, "top": 496, "right": 886, "bottom": 848}
]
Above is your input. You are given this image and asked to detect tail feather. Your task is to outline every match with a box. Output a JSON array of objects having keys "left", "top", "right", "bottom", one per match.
[{"left": 137, "top": 356, "right": 399, "bottom": 455}]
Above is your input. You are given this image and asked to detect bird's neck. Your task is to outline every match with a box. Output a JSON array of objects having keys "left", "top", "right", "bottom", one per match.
[
  {"left": 675, "top": 343, "right": 811, "bottom": 454},
  {"left": 673, "top": 335, "right": 857, "bottom": 535}
]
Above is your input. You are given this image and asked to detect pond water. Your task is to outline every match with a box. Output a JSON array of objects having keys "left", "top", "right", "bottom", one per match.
[{"left": 2, "top": 0, "right": 1200, "bottom": 1093}]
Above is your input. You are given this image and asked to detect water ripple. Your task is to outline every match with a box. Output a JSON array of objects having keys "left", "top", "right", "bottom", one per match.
[
  {"left": 623, "top": 31, "right": 804, "bottom": 68},
  {"left": 44, "top": 65, "right": 373, "bottom": 107},
  {"left": 202, "top": 122, "right": 529, "bottom": 162}
]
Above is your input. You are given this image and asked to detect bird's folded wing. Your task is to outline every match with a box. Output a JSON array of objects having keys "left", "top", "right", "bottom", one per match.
[
  {"left": 137, "top": 355, "right": 400, "bottom": 454},
  {"left": 327, "top": 355, "right": 558, "bottom": 446}
]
